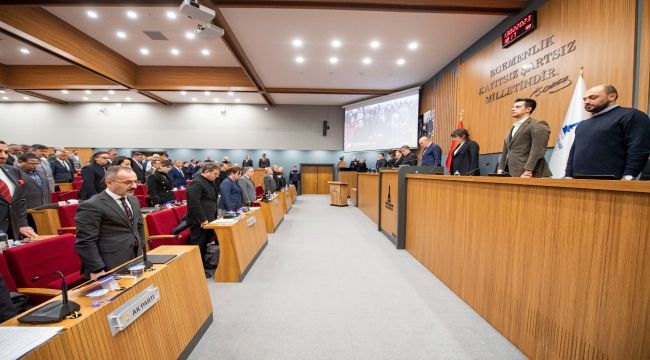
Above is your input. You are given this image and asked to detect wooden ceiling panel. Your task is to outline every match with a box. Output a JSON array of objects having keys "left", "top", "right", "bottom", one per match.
[
  {"left": 136, "top": 66, "right": 256, "bottom": 91},
  {"left": 5, "top": 65, "right": 117, "bottom": 89}
]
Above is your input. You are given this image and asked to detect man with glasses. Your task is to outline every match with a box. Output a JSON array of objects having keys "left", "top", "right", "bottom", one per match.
[
  {"left": 75, "top": 166, "right": 144, "bottom": 280},
  {"left": 80, "top": 151, "right": 110, "bottom": 200}
]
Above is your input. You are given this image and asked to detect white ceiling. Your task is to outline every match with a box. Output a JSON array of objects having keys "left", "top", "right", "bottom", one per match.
[{"left": 0, "top": 3, "right": 508, "bottom": 106}]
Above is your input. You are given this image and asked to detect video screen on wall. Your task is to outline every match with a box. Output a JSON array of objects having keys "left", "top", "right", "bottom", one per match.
[{"left": 343, "top": 87, "right": 420, "bottom": 152}]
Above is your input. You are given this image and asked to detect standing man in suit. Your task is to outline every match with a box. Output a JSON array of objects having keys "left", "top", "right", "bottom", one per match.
[
  {"left": 242, "top": 155, "right": 254, "bottom": 168},
  {"left": 497, "top": 98, "right": 552, "bottom": 178},
  {"left": 218, "top": 166, "right": 243, "bottom": 211},
  {"left": 263, "top": 167, "right": 276, "bottom": 194},
  {"left": 50, "top": 149, "right": 75, "bottom": 184},
  {"left": 75, "top": 166, "right": 144, "bottom": 280},
  {"left": 168, "top": 160, "right": 187, "bottom": 188},
  {"left": 239, "top": 167, "right": 257, "bottom": 206},
  {"left": 17, "top": 153, "right": 52, "bottom": 231},
  {"left": 0, "top": 141, "right": 38, "bottom": 240},
  {"left": 394, "top": 145, "right": 417, "bottom": 166},
  {"left": 449, "top": 129, "right": 481, "bottom": 176},
  {"left": 258, "top": 154, "right": 270, "bottom": 168},
  {"left": 31, "top": 144, "right": 55, "bottom": 192},
  {"left": 418, "top": 137, "right": 442, "bottom": 167},
  {"left": 80, "top": 151, "right": 110, "bottom": 200},
  {"left": 186, "top": 163, "right": 219, "bottom": 277},
  {"left": 69, "top": 149, "right": 82, "bottom": 170},
  {"left": 6, "top": 144, "right": 20, "bottom": 167},
  {"left": 131, "top": 152, "right": 146, "bottom": 183}
]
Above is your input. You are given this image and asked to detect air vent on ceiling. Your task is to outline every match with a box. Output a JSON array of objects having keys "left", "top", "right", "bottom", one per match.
[{"left": 143, "top": 31, "right": 168, "bottom": 41}]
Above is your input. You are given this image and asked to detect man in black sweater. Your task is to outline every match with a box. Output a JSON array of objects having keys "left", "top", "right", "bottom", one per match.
[{"left": 565, "top": 84, "right": 650, "bottom": 180}]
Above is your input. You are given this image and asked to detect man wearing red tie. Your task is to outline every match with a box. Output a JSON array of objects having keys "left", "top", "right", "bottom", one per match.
[{"left": 0, "top": 140, "right": 38, "bottom": 240}]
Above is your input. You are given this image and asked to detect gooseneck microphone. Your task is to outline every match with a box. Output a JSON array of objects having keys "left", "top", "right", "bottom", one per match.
[
  {"left": 18, "top": 271, "right": 81, "bottom": 323},
  {"left": 463, "top": 162, "right": 491, "bottom": 176}
]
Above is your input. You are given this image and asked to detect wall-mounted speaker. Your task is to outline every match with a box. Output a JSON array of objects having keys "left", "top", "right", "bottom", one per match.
[{"left": 322, "top": 120, "right": 330, "bottom": 136}]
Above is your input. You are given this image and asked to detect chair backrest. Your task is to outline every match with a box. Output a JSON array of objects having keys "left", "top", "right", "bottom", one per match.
[
  {"left": 135, "top": 184, "right": 149, "bottom": 196},
  {"left": 173, "top": 189, "right": 187, "bottom": 202},
  {"left": 3, "top": 234, "right": 84, "bottom": 290},
  {"left": 255, "top": 185, "right": 265, "bottom": 198},
  {"left": 72, "top": 180, "right": 83, "bottom": 190},
  {"left": 172, "top": 204, "right": 187, "bottom": 222},
  {"left": 57, "top": 203, "right": 80, "bottom": 228},
  {"left": 145, "top": 208, "right": 178, "bottom": 236},
  {"left": 0, "top": 253, "right": 18, "bottom": 291}
]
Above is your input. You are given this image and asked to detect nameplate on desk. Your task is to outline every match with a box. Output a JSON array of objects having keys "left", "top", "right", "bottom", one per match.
[
  {"left": 107, "top": 285, "right": 160, "bottom": 336},
  {"left": 246, "top": 216, "right": 256, "bottom": 227}
]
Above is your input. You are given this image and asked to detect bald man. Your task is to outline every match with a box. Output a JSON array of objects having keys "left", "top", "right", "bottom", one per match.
[{"left": 565, "top": 84, "right": 650, "bottom": 180}]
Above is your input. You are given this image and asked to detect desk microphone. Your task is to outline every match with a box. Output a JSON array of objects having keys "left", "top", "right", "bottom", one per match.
[
  {"left": 463, "top": 162, "right": 491, "bottom": 176},
  {"left": 141, "top": 237, "right": 153, "bottom": 270},
  {"left": 18, "top": 271, "right": 81, "bottom": 323}
]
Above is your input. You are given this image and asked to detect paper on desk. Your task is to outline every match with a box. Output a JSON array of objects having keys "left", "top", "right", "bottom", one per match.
[
  {"left": 0, "top": 326, "right": 63, "bottom": 360},
  {"left": 211, "top": 217, "right": 239, "bottom": 224}
]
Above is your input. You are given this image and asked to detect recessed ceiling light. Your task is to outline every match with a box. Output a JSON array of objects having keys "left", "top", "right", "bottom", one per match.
[
  {"left": 329, "top": 57, "right": 338, "bottom": 64},
  {"left": 61, "top": 90, "right": 69, "bottom": 94},
  {"left": 331, "top": 39, "right": 341, "bottom": 48},
  {"left": 19, "top": 48, "right": 30, "bottom": 54},
  {"left": 292, "top": 38, "right": 303, "bottom": 47},
  {"left": 213, "top": 98, "right": 219, "bottom": 102},
  {"left": 191, "top": 98, "right": 197, "bottom": 102},
  {"left": 171, "top": 48, "right": 180, "bottom": 56},
  {"left": 396, "top": 58, "right": 406, "bottom": 66},
  {"left": 185, "top": 32, "right": 195, "bottom": 40},
  {"left": 180, "top": 91, "right": 187, "bottom": 95},
  {"left": 362, "top": 57, "right": 372, "bottom": 65},
  {"left": 126, "top": 11, "right": 137, "bottom": 19},
  {"left": 87, "top": 10, "right": 98, "bottom": 19},
  {"left": 116, "top": 31, "right": 127, "bottom": 39},
  {"left": 140, "top": 48, "right": 150, "bottom": 55},
  {"left": 82, "top": 96, "right": 89, "bottom": 101},
  {"left": 370, "top": 40, "right": 381, "bottom": 49},
  {"left": 235, "top": 99, "right": 241, "bottom": 103},
  {"left": 85, "top": 90, "right": 92, "bottom": 94},
  {"left": 0, "top": 90, "right": 5, "bottom": 94},
  {"left": 201, "top": 49, "right": 210, "bottom": 56},
  {"left": 204, "top": 91, "right": 210, "bottom": 96},
  {"left": 166, "top": 11, "right": 177, "bottom": 20},
  {"left": 295, "top": 56, "right": 304, "bottom": 64},
  {"left": 23, "top": 96, "right": 30, "bottom": 100},
  {"left": 408, "top": 42, "right": 419, "bottom": 50},
  {"left": 108, "top": 90, "right": 115, "bottom": 95},
  {"left": 1, "top": 97, "right": 8, "bottom": 100},
  {"left": 125, "top": 97, "right": 132, "bottom": 101},
  {"left": 228, "top": 91, "right": 234, "bottom": 96},
  {"left": 102, "top": 96, "right": 109, "bottom": 101}
]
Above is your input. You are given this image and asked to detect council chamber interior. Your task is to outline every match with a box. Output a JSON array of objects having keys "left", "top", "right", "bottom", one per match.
[{"left": 1, "top": 0, "right": 649, "bottom": 359}]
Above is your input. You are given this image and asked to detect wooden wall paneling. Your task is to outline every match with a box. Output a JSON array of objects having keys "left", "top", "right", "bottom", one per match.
[
  {"left": 404, "top": 175, "right": 650, "bottom": 359},
  {"left": 0, "top": 63, "right": 6, "bottom": 86},
  {"left": 253, "top": 168, "right": 266, "bottom": 187},
  {"left": 136, "top": 67, "right": 257, "bottom": 91},
  {"left": 638, "top": 0, "right": 650, "bottom": 112},
  {"left": 456, "top": 0, "right": 638, "bottom": 154},
  {"left": 420, "top": 60, "right": 459, "bottom": 153}
]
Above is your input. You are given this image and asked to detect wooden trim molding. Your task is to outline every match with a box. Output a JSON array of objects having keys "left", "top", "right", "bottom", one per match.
[{"left": 15, "top": 90, "right": 67, "bottom": 104}]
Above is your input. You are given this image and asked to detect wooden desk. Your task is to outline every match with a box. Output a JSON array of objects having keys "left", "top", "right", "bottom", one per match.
[
  {"left": 357, "top": 173, "right": 379, "bottom": 224},
  {"left": 204, "top": 208, "right": 268, "bottom": 282},
  {"left": 56, "top": 183, "right": 73, "bottom": 191},
  {"left": 289, "top": 184, "right": 297, "bottom": 201},
  {"left": 258, "top": 194, "right": 284, "bottom": 233},
  {"left": 279, "top": 189, "right": 292, "bottom": 213},
  {"left": 404, "top": 175, "right": 650, "bottom": 360},
  {"left": 26, "top": 208, "right": 60, "bottom": 235},
  {"left": 1, "top": 246, "right": 213, "bottom": 359},
  {"left": 327, "top": 181, "right": 349, "bottom": 206},
  {"left": 378, "top": 170, "right": 397, "bottom": 240},
  {"left": 337, "top": 171, "right": 357, "bottom": 197}
]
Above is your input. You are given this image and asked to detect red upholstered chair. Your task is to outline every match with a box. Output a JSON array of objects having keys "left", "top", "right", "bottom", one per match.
[
  {"left": 144, "top": 208, "right": 190, "bottom": 250},
  {"left": 57, "top": 203, "right": 79, "bottom": 234},
  {"left": 0, "top": 253, "right": 59, "bottom": 306},
  {"left": 173, "top": 189, "right": 187, "bottom": 202},
  {"left": 72, "top": 180, "right": 83, "bottom": 191},
  {"left": 172, "top": 204, "right": 187, "bottom": 222},
  {"left": 51, "top": 190, "right": 80, "bottom": 202},
  {"left": 135, "top": 184, "right": 149, "bottom": 196},
  {"left": 135, "top": 195, "right": 149, "bottom": 208},
  {"left": 3, "top": 234, "right": 85, "bottom": 293},
  {"left": 255, "top": 186, "right": 265, "bottom": 198}
]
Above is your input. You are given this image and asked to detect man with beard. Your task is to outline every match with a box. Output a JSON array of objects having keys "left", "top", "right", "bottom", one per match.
[{"left": 565, "top": 84, "right": 650, "bottom": 180}]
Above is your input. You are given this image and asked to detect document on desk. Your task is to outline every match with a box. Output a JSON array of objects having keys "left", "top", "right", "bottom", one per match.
[
  {"left": 0, "top": 326, "right": 63, "bottom": 359},
  {"left": 211, "top": 217, "right": 239, "bottom": 224}
]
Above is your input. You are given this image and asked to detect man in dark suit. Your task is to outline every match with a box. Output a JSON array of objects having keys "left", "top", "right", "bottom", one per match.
[
  {"left": 5, "top": 144, "right": 20, "bottom": 167},
  {"left": 238, "top": 166, "right": 257, "bottom": 205},
  {"left": 168, "top": 160, "right": 187, "bottom": 188},
  {"left": 394, "top": 145, "right": 417, "bottom": 166},
  {"left": 0, "top": 141, "right": 38, "bottom": 240},
  {"left": 263, "top": 167, "right": 276, "bottom": 194},
  {"left": 75, "top": 166, "right": 144, "bottom": 280},
  {"left": 497, "top": 98, "right": 551, "bottom": 178},
  {"left": 258, "top": 154, "right": 270, "bottom": 168},
  {"left": 375, "top": 153, "right": 388, "bottom": 170},
  {"left": 17, "top": 153, "right": 52, "bottom": 230},
  {"left": 131, "top": 152, "right": 146, "bottom": 184},
  {"left": 50, "top": 149, "right": 75, "bottom": 183},
  {"left": 242, "top": 155, "right": 253, "bottom": 168},
  {"left": 418, "top": 137, "right": 442, "bottom": 167},
  {"left": 186, "top": 163, "right": 219, "bottom": 275},
  {"left": 80, "top": 151, "right": 110, "bottom": 200},
  {"left": 218, "top": 166, "right": 243, "bottom": 211},
  {"left": 449, "top": 129, "right": 481, "bottom": 176}
]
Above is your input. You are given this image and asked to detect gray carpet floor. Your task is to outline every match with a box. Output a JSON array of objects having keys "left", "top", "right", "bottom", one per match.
[{"left": 189, "top": 195, "right": 527, "bottom": 360}]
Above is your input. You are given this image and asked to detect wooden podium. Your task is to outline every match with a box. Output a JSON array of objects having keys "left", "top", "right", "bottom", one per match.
[
  {"left": 327, "top": 181, "right": 349, "bottom": 207},
  {"left": 1, "top": 246, "right": 213, "bottom": 359}
]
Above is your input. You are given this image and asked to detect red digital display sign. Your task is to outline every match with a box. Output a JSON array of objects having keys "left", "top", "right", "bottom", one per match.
[{"left": 502, "top": 11, "right": 537, "bottom": 48}]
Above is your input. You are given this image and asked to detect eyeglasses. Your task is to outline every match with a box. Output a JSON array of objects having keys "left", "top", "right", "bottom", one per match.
[{"left": 109, "top": 180, "right": 138, "bottom": 186}]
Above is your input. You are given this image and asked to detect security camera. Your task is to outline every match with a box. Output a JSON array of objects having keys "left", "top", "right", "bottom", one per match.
[
  {"left": 179, "top": 0, "right": 215, "bottom": 23},
  {"left": 195, "top": 23, "right": 225, "bottom": 40}
]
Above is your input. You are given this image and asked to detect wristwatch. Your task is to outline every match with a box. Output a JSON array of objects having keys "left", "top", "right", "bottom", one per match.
[{"left": 623, "top": 175, "right": 634, "bottom": 181}]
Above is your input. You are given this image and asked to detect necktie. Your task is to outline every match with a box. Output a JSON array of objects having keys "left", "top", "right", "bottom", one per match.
[
  {"left": 0, "top": 178, "right": 12, "bottom": 203},
  {"left": 119, "top": 197, "right": 133, "bottom": 224},
  {"left": 62, "top": 160, "right": 69, "bottom": 171}
]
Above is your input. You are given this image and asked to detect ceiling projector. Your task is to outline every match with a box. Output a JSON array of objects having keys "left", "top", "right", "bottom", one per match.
[
  {"left": 179, "top": 0, "right": 215, "bottom": 23},
  {"left": 195, "top": 23, "right": 224, "bottom": 40}
]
